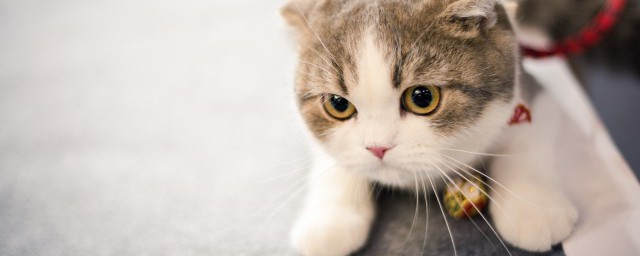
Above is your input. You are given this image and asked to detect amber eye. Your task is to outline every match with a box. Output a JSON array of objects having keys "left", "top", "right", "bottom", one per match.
[
  {"left": 402, "top": 85, "right": 441, "bottom": 115},
  {"left": 323, "top": 94, "right": 357, "bottom": 120}
]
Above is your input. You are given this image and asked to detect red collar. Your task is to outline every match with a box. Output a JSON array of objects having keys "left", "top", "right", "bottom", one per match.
[{"left": 521, "top": 0, "right": 627, "bottom": 58}]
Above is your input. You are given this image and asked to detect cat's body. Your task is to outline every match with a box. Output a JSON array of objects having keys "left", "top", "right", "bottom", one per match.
[
  {"left": 282, "top": 1, "right": 577, "bottom": 255},
  {"left": 518, "top": 0, "right": 640, "bottom": 76}
]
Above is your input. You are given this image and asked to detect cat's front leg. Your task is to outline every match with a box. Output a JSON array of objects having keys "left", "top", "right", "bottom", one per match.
[
  {"left": 488, "top": 170, "right": 578, "bottom": 252},
  {"left": 290, "top": 160, "right": 374, "bottom": 256},
  {"left": 489, "top": 93, "right": 578, "bottom": 252}
]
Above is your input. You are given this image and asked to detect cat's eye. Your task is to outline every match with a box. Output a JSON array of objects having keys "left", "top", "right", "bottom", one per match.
[
  {"left": 323, "top": 94, "right": 357, "bottom": 120},
  {"left": 402, "top": 85, "right": 441, "bottom": 115}
]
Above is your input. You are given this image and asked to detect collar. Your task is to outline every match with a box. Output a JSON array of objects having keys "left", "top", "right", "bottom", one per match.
[{"left": 521, "top": 0, "right": 627, "bottom": 58}]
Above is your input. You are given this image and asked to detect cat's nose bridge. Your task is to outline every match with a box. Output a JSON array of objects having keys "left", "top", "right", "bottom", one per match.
[
  {"left": 358, "top": 101, "right": 398, "bottom": 124},
  {"left": 358, "top": 111, "right": 399, "bottom": 146},
  {"left": 360, "top": 108, "right": 396, "bottom": 122},
  {"left": 351, "top": 80, "right": 401, "bottom": 145},
  {"left": 356, "top": 93, "right": 399, "bottom": 119}
]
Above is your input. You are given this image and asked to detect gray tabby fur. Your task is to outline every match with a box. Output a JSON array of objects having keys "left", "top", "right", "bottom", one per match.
[{"left": 282, "top": 0, "right": 538, "bottom": 141}]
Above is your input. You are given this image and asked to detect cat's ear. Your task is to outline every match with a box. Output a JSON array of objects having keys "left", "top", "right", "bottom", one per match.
[
  {"left": 281, "top": 0, "right": 320, "bottom": 31},
  {"left": 439, "top": 0, "right": 500, "bottom": 38},
  {"left": 502, "top": 0, "right": 519, "bottom": 27}
]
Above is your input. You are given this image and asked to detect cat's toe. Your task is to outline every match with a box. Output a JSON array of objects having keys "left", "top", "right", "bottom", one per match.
[
  {"left": 490, "top": 188, "right": 578, "bottom": 252},
  {"left": 290, "top": 206, "right": 373, "bottom": 256}
]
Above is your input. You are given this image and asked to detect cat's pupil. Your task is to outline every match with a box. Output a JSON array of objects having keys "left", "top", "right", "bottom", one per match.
[
  {"left": 330, "top": 95, "right": 349, "bottom": 112},
  {"left": 411, "top": 86, "right": 433, "bottom": 108}
]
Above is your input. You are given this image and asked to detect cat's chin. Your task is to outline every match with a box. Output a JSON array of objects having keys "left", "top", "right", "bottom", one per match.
[{"left": 345, "top": 163, "right": 442, "bottom": 190}]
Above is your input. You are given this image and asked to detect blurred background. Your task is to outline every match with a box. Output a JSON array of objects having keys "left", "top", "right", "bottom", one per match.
[
  {"left": 0, "top": 0, "right": 310, "bottom": 254},
  {"left": 0, "top": 0, "right": 637, "bottom": 255},
  {"left": 580, "top": 65, "right": 640, "bottom": 174}
]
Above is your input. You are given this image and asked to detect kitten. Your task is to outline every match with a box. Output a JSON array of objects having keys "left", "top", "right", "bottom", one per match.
[
  {"left": 518, "top": 0, "right": 640, "bottom": 75},
  {"left": 282, "top": 0, "right": 578, "bottom": 255}
]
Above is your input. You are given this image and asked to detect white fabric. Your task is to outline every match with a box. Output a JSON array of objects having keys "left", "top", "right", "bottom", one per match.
[
  {"left": 0, "top": 0, "right": 305, "bottom": 254},
  {"left": 523, "top": 58, "right": 640, "bottom": 256}
]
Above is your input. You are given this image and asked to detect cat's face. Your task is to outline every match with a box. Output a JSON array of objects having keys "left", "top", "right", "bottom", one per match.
[{"left": 284, "top": 0, "right": 519, "bottom": 187}]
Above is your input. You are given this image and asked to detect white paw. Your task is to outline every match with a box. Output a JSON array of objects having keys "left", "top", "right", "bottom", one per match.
[
  {"left": 291, "top": 206, "right": 374, "bottom": 256},
  {"left": 490, "top": 185, "right": 578, "bottom": 252}
]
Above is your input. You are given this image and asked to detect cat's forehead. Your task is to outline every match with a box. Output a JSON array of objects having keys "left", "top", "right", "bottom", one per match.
[
  {"left": 306, "top": 0, "right": 444, "bottom": 44},
  {"left": 295, "top": 0, "right": 516, "bottom": 93},
  {"left": 290, "top": 0, "right": 517, "bottom": 140}
]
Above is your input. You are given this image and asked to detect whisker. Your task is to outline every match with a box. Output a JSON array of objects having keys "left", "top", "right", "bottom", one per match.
[
  {"left": 417, "top": 171, "right": 430, "bottom": 255},
  {"left": 250, "top": 156, "right": 333, "bottom": 217},
  {"left": 424, "top": 170, "right": 457, "bottom": 256},
  {"left": 406, "top": 32, "right": 429, "bottom": 64},
  {"left": 296, "top": 72, "right": 331, "bottom": 86},
  {"left": 428, "top": 158, "right": 512, "bottom": 256},
  {"left": 299, "top": 60, "right": 341, "bottom": 81},
  {"left": 402, "top": 172, "right": 421, "bottom": 247},
  {"left": 291, "top": 2, "right": 339, "bottom": 66},
  {"left": 297, "top": 71, "right": 327, "bottom": 81},
  {"left": 430, "top": 166, "right": 497, "bottom": 254},
  {"left": 441, "top": 154, "right": 544, "bottom": 209},
  {"left": 245, "top": 181, "right": 309, "bottom": 253},
  {"left": 416, "top": 144, "right": 519, "bottom": 157},
  {"left": 435, "top": 156, "right": 507, "bottom": 201},
  {"left": 367, "top": 182, "right": 377, "bottom": 199},
  {"left": 298, "top": 42, "right": 337, "bottom": 71},
  {"left": 250, "top": 159, "right": 313, "bottom": 183},
  {"left": 246, "top": 167, "right": 330, "bottom": 251},
  {"left": 226, "top": 169, "right": 318, "bottom": 254},
  {"left": 228, "top": 171, "right": 312, "bottom": 234},
  {"left": 375, "top": 182, "right": 384, "bottom": 199},
  {"left": 435, "top": 155, "right": 519, "bottom": 225}
]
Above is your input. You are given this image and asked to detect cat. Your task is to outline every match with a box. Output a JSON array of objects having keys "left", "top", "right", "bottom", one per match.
[
  {"left": 518, "top": 0, "right": 640, "bottom": 76},
  {"left": 281, "top": 0, "right": 578, "bottom": 255}
]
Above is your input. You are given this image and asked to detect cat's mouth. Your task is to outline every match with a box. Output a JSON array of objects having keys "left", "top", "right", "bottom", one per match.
[{"left": 347, "top": 159, "right": 428, "bottom": 175}]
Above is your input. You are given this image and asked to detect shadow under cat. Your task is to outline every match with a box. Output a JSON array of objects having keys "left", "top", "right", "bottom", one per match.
[{"left": 355, "top": 187, "right": 565, "bottom": 256}]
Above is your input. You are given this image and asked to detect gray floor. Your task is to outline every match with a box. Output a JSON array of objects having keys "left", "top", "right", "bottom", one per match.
[
  {"left": 357, "top": 190, "right": 565, "bottom": 256},
  {"left": 581, "top": 65, "right": 640, "bottom": 178}
]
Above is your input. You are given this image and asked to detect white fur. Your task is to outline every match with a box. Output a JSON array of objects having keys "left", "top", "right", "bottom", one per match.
[
  {"left": 490, "top": 92, "right": 578, "bottom": 252},
  {"left": 290, "top": 149, "right": 374, "bottom": 256},
  {"left": 292, "top": 30, "right": 519, "bottom": 255},
  {"left": 290, "top": 32, "right": 384, "bottom": 256},
  {"left": 292, "top": 26, "right": 576, "bottom": 254},
  {"left": 349, "top": 31, "right": 400, "bottom": 149}
]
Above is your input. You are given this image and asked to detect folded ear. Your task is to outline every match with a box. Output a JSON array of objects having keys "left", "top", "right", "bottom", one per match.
[
  {"left": 281, "top": 0, "right": 320, "bottom": 31},
  {"left": 439, "top": 0, "right": 500, "bottom": 38},
  {"left": 502, "top": 0, "right": 518, "bottom": 26}
]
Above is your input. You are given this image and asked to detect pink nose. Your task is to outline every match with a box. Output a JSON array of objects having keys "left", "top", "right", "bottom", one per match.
[{"left": 367, "top": 147, "right": 390, "bottom": 159}]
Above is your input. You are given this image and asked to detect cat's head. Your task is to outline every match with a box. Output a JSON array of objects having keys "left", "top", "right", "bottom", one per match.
[{"left": 283, "top": 0, "right": 519, "bottom": 187}]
